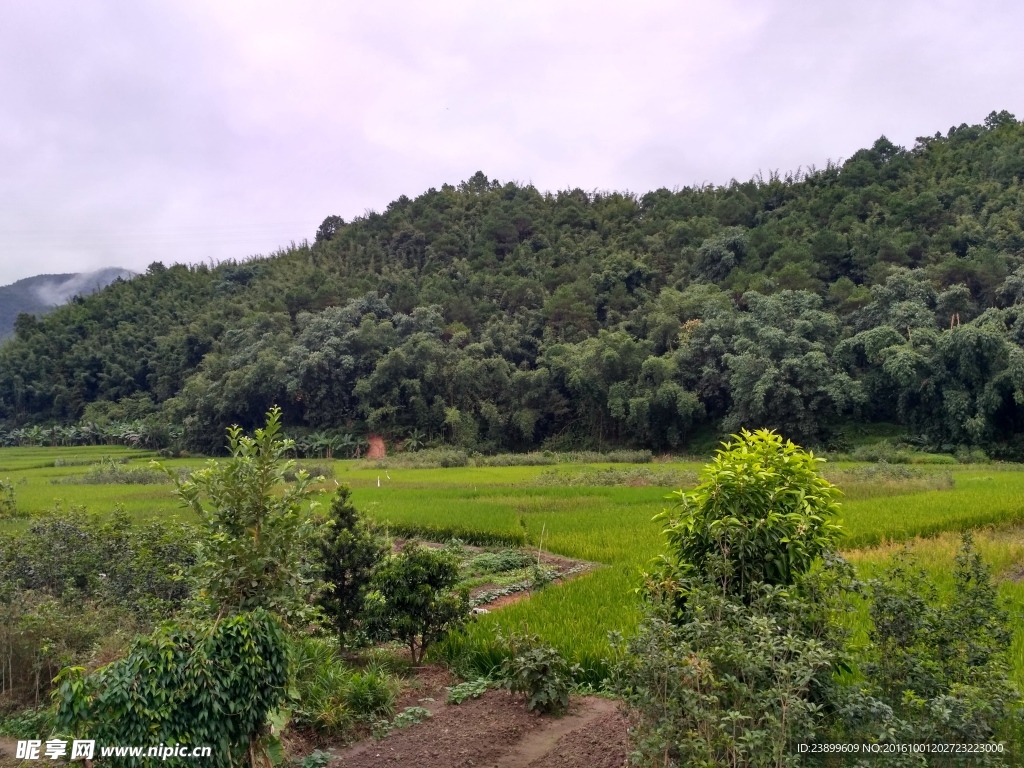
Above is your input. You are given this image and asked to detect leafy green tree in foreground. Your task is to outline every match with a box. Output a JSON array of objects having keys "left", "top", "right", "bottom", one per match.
[
  {"left": 55, "top": 409, "right": 326, "bottom": 767},
  {"left": 364, "top": 542, "right": 470, "bottom": 664},
  {"left": 55, "top": 610, "right": 288, "bottom": 768},
  {"left": 170, "top": 406, "right": 327, "bottom": 623},
  {"left": 653, "top": 428, "right": 843, "bottom": 601},
  {"left": 617, "top": 429, "right": 1022, "bottom": 766}
]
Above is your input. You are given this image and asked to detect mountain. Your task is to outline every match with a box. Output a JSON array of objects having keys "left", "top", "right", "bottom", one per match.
[
  {"left": 0, "top": 268, "right": 134, "bottom": 338},
  {"left": 2, "top": 112, "right": 1024, "bottom": 457}
]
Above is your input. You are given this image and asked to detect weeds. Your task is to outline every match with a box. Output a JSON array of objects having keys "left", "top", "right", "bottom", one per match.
[
  {"left": 371, "top": 706, "right": 432, "bottom": 738},
  {"left": 532, "top": 466, "right": 697, "bottom": 488},
  {"left": 0, "top": 477, "right": 23, "bottom": 519},
  {"left": 283, "top": 463, "right": 334, "bottom": 482},
  {"left": 445, "top": 678, "right": 491, "bottom": 704},
  {"left": 53, "top": 457, "right": 171, "bottom": 485},
  {"left": 497, "top": 630, "right": 579, "bottom": 714}
]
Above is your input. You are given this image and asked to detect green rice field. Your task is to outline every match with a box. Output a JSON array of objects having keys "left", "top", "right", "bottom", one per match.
[{"left": 4, "top": 446, "right": 1024, "bottom": 683}]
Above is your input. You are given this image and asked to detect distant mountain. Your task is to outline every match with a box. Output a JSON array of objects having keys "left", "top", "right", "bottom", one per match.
[
  {"left": 0, "top": 268, "right": 134, "bottom": 337},
  {"left": 4, "top": 113, "right": 1024, "bottom": 457}
]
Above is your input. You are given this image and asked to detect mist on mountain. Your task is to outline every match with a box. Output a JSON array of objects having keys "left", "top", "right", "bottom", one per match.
[{"left": 0, "top": 268, "right": 134, "bottom": 337}]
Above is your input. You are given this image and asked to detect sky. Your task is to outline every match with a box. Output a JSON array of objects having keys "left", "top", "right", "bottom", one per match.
[{"left": 1, "top": 0, "right": 1022, "bottom": 286}]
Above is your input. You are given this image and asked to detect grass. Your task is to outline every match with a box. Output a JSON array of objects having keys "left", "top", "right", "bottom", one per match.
[{"left": 6, "top": 447, "right": 1024, "bottom": 682}]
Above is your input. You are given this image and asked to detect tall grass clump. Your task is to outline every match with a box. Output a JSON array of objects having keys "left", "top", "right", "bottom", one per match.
[
  {"left": 831, "top": 440, "right": 957, "bottom": 464},
  {"left": 290, "top": 637, "right": 397, "bottom": 735},
  {"left": 475, "top": 450, "right": 653, "bottom": 466},
  {"left": 53, "top": 457, "right": 171, "bottom": 485},
  {"left": 824, "top": 462, "right": 955, "bottom": 500},
  {"left": 362, "top": 448, "right": 469, "bottom": 469}
]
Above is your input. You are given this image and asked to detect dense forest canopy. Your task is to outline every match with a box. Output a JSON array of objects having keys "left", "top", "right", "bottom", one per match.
[{"left": 3, "top": 111, "right": 1024, "bottom": 456}]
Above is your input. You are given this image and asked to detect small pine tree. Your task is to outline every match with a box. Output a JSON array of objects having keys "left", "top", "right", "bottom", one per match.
[{"left": 318, "top": 485, "right": 389, "bottom": 642}]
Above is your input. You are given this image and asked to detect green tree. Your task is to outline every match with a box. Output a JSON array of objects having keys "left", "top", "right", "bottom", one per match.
[
  {"left": 167, "top": 406, "right": 327, "bottom": 624},
  {"left": 653, "top": 428, "right": 843, "bottom": 601},
  {"left": 364, "top": 543, "right": 470, "bottom": 664},
  {"left": 318, "top": 485, "right": 389, "bottom": 641}
]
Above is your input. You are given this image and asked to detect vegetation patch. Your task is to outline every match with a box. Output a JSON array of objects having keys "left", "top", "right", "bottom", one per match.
[
  {"left": 385, "top": 521, "right": 527, "bottom": 548},
  {"left": 531, "top": 466, "right": 697, "bottom": 488},
  {"left": 824, "top": 461, "right": 956, "bottom": 499},
  {"left": 361, "top": 449, "right": 654, "bottom": 470},
  {"left": 51, "top": 457, "right": 172, "bottom": 485}
]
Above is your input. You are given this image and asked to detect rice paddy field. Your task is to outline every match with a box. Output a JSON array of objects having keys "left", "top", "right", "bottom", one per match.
[{"left": 4, "top": 446, "right": 1024, "bottom": 684}]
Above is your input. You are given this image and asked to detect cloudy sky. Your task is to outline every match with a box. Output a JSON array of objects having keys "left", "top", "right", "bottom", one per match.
[{"left": 1, "top": 0, "right": 1022, "bottom": 286}]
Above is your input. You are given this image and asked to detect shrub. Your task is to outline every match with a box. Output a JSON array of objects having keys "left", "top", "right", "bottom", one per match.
[
  {"left": 621, "top": 430, "right": 1024, "bottom": 765},
  {"left": 0, "top": 509, "right": 195, "bottom": 611},
  {"left": 853, "top": 534, "right": 1022, "bottom": 746},
  {"left": 318, "top": 485, "right": 389, "bottom": 641},
  {"left": 498, "top": 631, "right": 579, "bottom": 714},
  {"left": 55, "top": 609, "right": 289, "bottom": 768},
  {"left": 614, "top": 560, "right": 856, "bottom": 765},
  {"left": 0, "top": 706, "right": 54, "bottom": 739},
  {"left": 0, "top": 592, "right": 139, "bottom": 707},
  {"left": 0, "top": 508, "right": 196, "bottom": 705},
  {"left": 55, "top": 457, "right": 170, "bottom": 485},
  {"left": 364, "top": 543, "right": 470, "bottom": 664},
  {"left": 654, "top": 429, "right": 842, "bottom": 601},
  {"left": 0, "top": 477, "right": 22, "bottom": 519}
]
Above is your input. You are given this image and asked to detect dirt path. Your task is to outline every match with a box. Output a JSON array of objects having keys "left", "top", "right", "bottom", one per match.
[
  {"left": 330, "top": 690, "right": 628, "bottom": 768},
  {"left": 0, "top": 694, "right": 629, "bottom": 768},
  {"left": 0, "top": 736, "right": 21, "bottom": 767},
  {"left": 495, "top": 697, "right": 622, "bottom": 768}
]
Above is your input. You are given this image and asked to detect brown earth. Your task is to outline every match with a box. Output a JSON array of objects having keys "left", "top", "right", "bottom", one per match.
[
  {"left": 366, "top": 435, "right": 387, "bottom": 460},
  {"left": 0, "top": 737, "right": 18, "bottom": 767},
  {"left": 328, "top": 682, "right": 628, "bottom": 768},
  {"left": 0, "top": 671, "right": 631, "bottom": 768}
]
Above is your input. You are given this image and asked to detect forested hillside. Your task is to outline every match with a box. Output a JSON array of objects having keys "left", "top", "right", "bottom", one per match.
[
  {"left": 3, "top": 111, "right": 1024, "bottom": 456},
  {"left": 0, "top": 268, "right": 133, "bottom": 337}
]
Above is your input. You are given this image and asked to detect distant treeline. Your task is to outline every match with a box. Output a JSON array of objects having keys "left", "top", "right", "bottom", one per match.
[{"left": 3, "top": 111, "right": 1024, "bottom": 456}]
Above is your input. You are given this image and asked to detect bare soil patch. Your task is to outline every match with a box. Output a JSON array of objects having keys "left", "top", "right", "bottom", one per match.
[
  {"left": 328, "top": 687, "right": 628, "bottom": 768},
  {"left": 366, "top": 435, "right": 386, "bottom": 460},
  {"left": 0, "top": 737, "right": 19, "bottom": 767}
]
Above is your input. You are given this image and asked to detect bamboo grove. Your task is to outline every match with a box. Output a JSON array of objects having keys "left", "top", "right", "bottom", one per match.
[{"left": 3, "top": 112, "right": 1024, "bottom": 456}]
